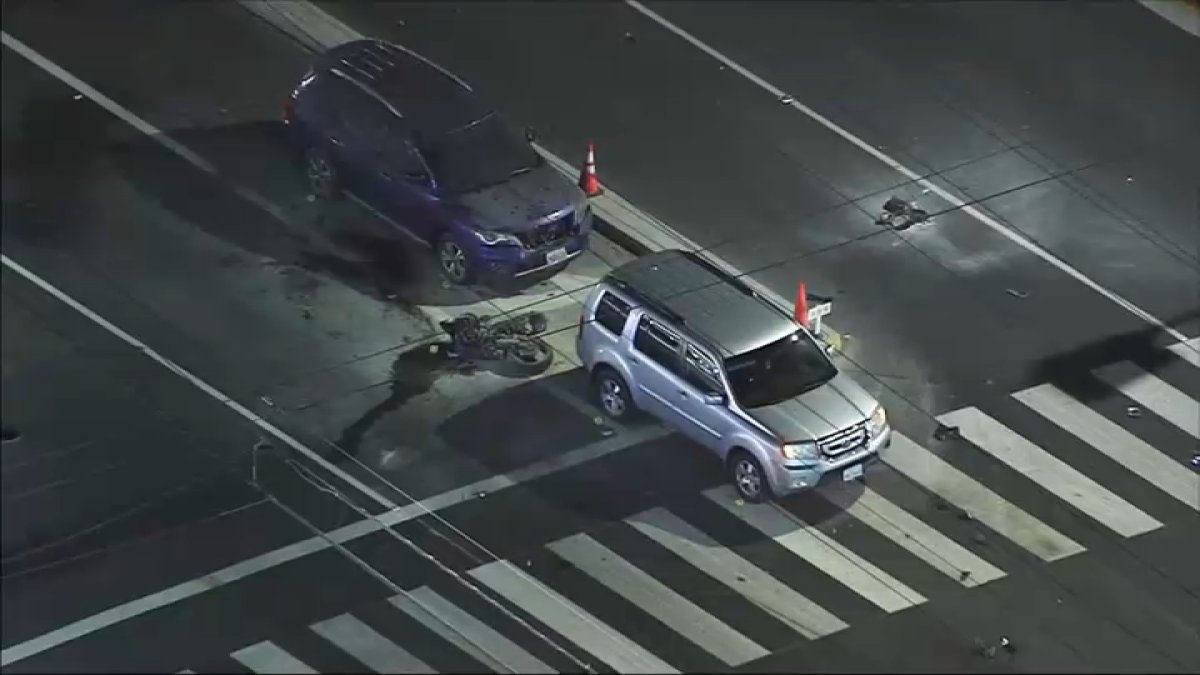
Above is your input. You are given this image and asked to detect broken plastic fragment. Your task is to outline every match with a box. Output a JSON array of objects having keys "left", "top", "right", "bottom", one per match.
[
  {"left": 933, "top": 423, "right": 961, "bottom": 441},
  {"left": 779, "top": 94, "right": 794, "bottom": 105},
  {"left": 1005, "top": 289, "right": 1029, "bottom": 299},
  {"left": 1127, "top": 405, "right": 1142, "bottom": 418}
]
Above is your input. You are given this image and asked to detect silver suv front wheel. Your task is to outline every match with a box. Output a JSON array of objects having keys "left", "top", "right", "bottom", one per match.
[{"left": 730, "top": 451, "right": 770, "bottom": 503}]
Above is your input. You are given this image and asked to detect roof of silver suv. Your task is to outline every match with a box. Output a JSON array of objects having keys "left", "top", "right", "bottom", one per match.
[{"left": 604, "top": 250, "right": 797, "bottom": 357}]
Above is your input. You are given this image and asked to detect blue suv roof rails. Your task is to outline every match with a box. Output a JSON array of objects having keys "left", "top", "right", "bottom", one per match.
[{"left": 327, "top": 66, "right": 406, "bottom": 120}]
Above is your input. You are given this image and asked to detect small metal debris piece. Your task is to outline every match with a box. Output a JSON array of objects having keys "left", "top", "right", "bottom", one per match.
[
  {"left": 734, "top": 498, "right": 745, "bottom": 506},
  {"left": 957, "top": 511, "right": 974, "bottom": 522},
  {"left": 933, "top": 423, "right": 961, "bottom": 441},
  {"left": 475, "top": 491, "right": 487, "bottom": 499},
  {"left": 73, "top": 94, "right": 83, "bottom": 101},
  {"left": 593, "top": 416, "right": 605, "bottom": 425},
  {"left": 623, "top": 30, "right": 635, "bottom": 42},
  {"left": 599, "top": 426, "right": 615, "bottom": 437},
  {"left": 1005, "top": 288, "right": 1029, "bottom": 299},
  {"left": 779, "top": 94, "right": 795, "bottom": 105},
  {"left": 253, "top": 438, "right": 273, "bottom": 452},
  {"left": 1190, "top": 453, "right": 1200, "bottom": 470},
  {"left": 396, "top": 18, "right": 406, "bottom": 26},
  {"left": 260, "top": 396, "right": 276, "bottom": 408},
  {"left": 1127, "top": 405, "right": 1142, "bottom": 418},
  {"left": 1125, "top": 176, "right": 1134, "bottom": 182},
  {"left": 1000, "top": 636, "right": 1015, "bottom": 654}
]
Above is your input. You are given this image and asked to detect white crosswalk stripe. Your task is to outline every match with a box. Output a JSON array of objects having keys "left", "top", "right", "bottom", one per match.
[
  {"left": 624, "top": 507, "right": 849, "bottom": 639},
  {"left": 939, "top": 408, "right": 1163, "bottom": 537},
  {"left": 390, "top": 587, "right": 555, "bottom": 674},
  {"left": 310, "top": 613, "right": 434, "bottom": 673},
  {"left": 1014, "top": 383, "right": 1199, "bottom": 511},
  {"left": 470, "top": 560, "right": 677, "bottom": 674},
  {"left": 230, "top": 641, "right": 317, "bottom": 674},
  {"left": 1093, "top": 362, "right": 1200, "bottom": 439},
  {"left": 705, "top": 486, "right": 927, "bottom": 613},
  {"left": 883, "top": 433, "right": 1087, "bottom": 562},
  {"left": 1167, "top": 337, "right": 1200, "bottom": 368},
  {"left": 818, "top": 485, "right": 1007, "bottom": 587},
  {"left": 181, "top": 336, "right": 1197, "bottom": 675},
  {"left": 547, "top": 533, "right": 770, "bottom": 666}
]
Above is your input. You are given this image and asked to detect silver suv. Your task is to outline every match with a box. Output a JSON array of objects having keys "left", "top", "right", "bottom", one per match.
[{"left": 576, "top": 250, "right": 891, "bottom": 502}]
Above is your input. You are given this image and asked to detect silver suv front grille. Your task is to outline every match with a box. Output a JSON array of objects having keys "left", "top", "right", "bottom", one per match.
[{"left": 819, "top": 422, "right": 867, "bottom": 457}]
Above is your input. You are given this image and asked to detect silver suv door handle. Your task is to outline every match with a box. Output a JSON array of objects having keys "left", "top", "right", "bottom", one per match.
[{"left": 678, "top": 390, "right": 689, "bottom": 397}]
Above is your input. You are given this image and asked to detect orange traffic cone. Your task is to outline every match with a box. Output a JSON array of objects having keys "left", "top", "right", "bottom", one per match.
[
  {"left": 578, "top": 142, "right": 603, "bottom": 197},
  {"left": 794, "top": 281, "right": 809, "bottom": 328}
]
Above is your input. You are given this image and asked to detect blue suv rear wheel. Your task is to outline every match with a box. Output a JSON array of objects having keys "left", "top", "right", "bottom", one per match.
[{"left": 437, "top": 235, "right": 474, "bottom": 285}]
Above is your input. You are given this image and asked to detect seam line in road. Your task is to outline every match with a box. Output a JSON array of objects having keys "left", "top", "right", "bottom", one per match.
[{"left": 623, "top": 0, "right": 1191, "bottom": 348}]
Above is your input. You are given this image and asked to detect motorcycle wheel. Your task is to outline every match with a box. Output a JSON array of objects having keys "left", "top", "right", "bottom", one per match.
[{"left": 503, "top": 338, "right": 553, "bottom": 376}]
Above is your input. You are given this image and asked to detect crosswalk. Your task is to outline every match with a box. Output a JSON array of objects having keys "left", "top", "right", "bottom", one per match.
[{"left": 180, "top": 334, "right": 1197, "bottom": 673}]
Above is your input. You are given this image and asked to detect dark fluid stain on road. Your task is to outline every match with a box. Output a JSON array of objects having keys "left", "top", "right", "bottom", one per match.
[
  {"left": 331, "top": 345, "right": 454, "bottom": 459},
  {"left": 1, "top": 425, "right": 21, "bottom": 443}
]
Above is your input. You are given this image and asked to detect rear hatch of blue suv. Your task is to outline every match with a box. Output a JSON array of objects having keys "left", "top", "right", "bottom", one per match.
[{"left": 284, "top": 39, "right": 591, "bottom": 286}]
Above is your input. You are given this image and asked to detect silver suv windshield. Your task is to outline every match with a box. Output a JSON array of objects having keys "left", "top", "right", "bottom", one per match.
[{"left": 724, "top": 332, "right": 837, "bottom": 408}]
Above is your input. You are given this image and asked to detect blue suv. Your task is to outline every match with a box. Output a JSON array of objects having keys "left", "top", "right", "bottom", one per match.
[{"left": 284, "top": 39, "right": 592, "bottom": 285}]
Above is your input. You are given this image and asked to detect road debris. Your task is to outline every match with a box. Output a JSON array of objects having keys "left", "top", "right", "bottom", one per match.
[
  {"left": 933, "top": 423, "right": 961, "bottom": 441},
  {"left": 260, "top": 396, "right": 276, "bottom": 408},
  {"left": 1126, "top": 405, "right": 1142, "bottom": 418},
  {"left": 1005, "top": 288, "right": 1029, "bottom": 299},
  {"left": 779, "top": 94, "right": 795, "bottom": 105}
]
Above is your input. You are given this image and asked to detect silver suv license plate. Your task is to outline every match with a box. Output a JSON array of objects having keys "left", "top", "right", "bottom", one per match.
[{"left": 842, "top": 463, "right": 864, "bottom": 482}]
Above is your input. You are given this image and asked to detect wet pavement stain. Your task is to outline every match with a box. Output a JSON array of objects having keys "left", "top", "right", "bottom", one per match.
[{"left": 330, "top": 344, "right": 456, "bottom": 459}]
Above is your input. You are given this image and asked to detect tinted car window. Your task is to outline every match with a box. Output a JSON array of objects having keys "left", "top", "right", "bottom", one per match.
[
  {"left": 421, "top": 113, "right": 542, "bottom": 195},
  {"left": 725, "top": 332, "right": 836, "bottom": 408},
  {"left": 633, "top": 318, "right": 683, "bottom": 374},
  {"left": 594, "top": 292, "right": 631, "bottom": 335},
  {"left": 683, "top": 345, "right": 722, "bottom": 394}
]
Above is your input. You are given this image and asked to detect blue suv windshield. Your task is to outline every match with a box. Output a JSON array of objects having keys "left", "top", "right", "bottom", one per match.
[
  {"left": 724, "top": 332, "right": 837, "bottom": 408},
  {"left": 422, "top": 113, "right": 543, "bottom": 195}
]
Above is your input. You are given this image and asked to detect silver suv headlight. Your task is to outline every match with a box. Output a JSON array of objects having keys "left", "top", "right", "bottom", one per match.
[
  {"left": 868, "top": 404, "right": 888, "bottom": 437},
  {"left": 780, "top": 441, "right": 818, "bottom": 462}
]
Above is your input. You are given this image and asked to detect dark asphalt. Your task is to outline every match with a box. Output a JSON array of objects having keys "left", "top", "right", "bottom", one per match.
[
  {"left": 315, "top": 0, "right": 1200, "bottom": 433},
  {"left": 0, "top": 266, "right": 374, "bottom": 656},
  {"left": 1, "top": 0, "right": 1197, "bottom": 672}
]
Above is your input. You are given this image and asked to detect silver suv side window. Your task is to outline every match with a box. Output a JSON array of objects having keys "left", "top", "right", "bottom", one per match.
[
  {"left": 632, "top": 317, "right": 684, "bottom": 375},
  {"left": 683, "top": 344, "right": 722, "bottom": 395},
  {"left": 593, "top": 291, "right": 632, "bottom": 335}
]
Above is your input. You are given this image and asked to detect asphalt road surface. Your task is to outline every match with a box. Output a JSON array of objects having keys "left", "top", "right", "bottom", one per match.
[{"left": 1, "top": 0, "right": 1197, "bottom": 673}]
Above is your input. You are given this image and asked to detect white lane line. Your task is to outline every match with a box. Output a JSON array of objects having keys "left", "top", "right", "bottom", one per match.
[
  {"left": 0, "top": 423, "right": 669, "bottom": 668},
  {"left": 547, "top": 533, "right": 770, "bottom": 667},
  {"left": 883, "top": 433, "right": 1086, "bottom": 562},
  {"left": 0, "top": 33, "right": 398, "bottom": 506},
  {"left": 1093, "top": 362, "right": 1200, "bottom": 439},
  {"left": 1014, "top": 383, "right": 1199, "bottom": 511},
  {"left": 625, "top": 507, "right": 848, "bottom": 640},
  {"left": 470, "top": 560, "right": 678, "bottom": 674},
  {"left": 310, "top": 613, "right": 434, "bottom": 673},
  {"left": 391, "top": 587, "right": 556, "bottom": 674},
  {"left": 1167, "top": 337, "right": 1200, "bottom": 369},
  {"left": 622, "top": 0, "right": 1188, "bottom": 345},
  {"left": 819, "top": 486, "right": 1007, "bottom": 587},
  {"left": 704, "top": 486, "right": 926, "bottom": 613},
  {"left": 230, "top": 641, "right": 317, "bottom": 674},
  {"left": 939, "top": 408, "right": 1163, "bottom": 537}
]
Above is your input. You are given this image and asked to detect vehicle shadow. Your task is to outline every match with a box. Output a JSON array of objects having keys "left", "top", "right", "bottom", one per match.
[
  {"left": 1024, "top": 307, "right": 1199, "bottom": 402},
  {"left": 105, "top": 119, "right": 569, "bottom": 312}
]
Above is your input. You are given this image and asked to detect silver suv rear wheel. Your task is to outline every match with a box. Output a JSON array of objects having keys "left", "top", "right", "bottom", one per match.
[{"left": 594, "top": 369, "right": 634, "bottom": 420}]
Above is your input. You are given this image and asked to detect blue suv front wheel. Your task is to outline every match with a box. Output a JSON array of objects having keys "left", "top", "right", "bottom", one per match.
[{"left": 437, "top": 235, "right": 474, "bottom": 285}]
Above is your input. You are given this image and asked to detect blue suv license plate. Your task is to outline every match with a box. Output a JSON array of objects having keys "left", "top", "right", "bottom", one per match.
[{"left": 546, "top": 247, "right": 568, "bottom": 265}]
